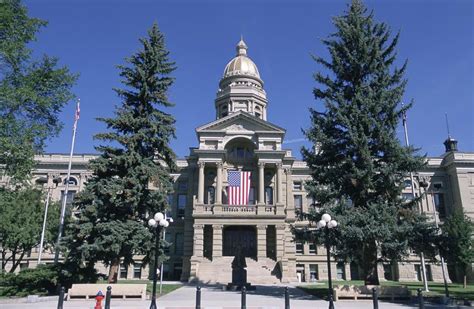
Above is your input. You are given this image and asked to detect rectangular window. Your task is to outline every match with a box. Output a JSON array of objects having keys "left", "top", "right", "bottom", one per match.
[
  {"left": 383, "top": 264, "right": 393, "bottom": 281},
  {"left": 178, "top": 181, "right": 187, "bottom": 191},
  {"left": 414, "top": 264, "right": 422, "bottom": 281},
  {"left": 402, "top": 192, "right": 414, "bottom": 201},
  {"left": 296, "top": 242, "right": 304, "bottom": 255},
  {"left": 265, "top": 186, "right": 273, "bottom": 205},
  {"left": 293, "top": 181, "right": 302, "bottom": 191},
  {"left": 120, "top": 264, "right": 128, "bottom": 279},
  {"left": 294, "top": 195, "right": 303, "bottom": 214},
  {"left": 434, "top": 193, "right": 446, "bottom": 219},
  {"left": 61, "top": 190, "right": 76, "bottom": 205},
  {"left": 177, "top": 194, "right": 186, "bottom": 217},
  {"left": 164, "top": 232, "right": 172, "bottom": 254},
  {"left": 175, "top": 233, "right": 184, "bottom": 255},
  {"left": 309, "top": 264, "right": 319, "bottom": 281},
  {"left": 336, "top": 262, "right": 346, "bottom": 280},
  {"left": 248, "top": 187, "right": 255, "bottom": 205},
  {"left": 309, "top": 243, "right": 317, "bottom": 254},
  {"left": 133, "top": 263, "right": 142, "bottom": 279}
]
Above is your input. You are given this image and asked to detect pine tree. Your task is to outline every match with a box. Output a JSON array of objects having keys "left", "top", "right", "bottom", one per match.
[
  {"left": 64, "top": 23, "right": 177, "bottom": 283},
  {"left": 300, "top": 0, "right": 427, "bottom": 285},
  {"left": 440, "top": 209, "right": 474, "bottom": 288}
]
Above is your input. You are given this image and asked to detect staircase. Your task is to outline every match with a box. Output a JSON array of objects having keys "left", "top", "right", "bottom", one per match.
[{"left": 196, "top": 256, "right": 280, "bottom": 285}]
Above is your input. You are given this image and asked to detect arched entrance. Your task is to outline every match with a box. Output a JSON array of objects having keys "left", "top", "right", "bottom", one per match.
[{"left": 223, "top": 226, "right": 257, "bottom": 258}]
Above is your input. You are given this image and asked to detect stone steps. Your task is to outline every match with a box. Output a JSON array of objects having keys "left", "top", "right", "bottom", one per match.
[{"left": 197, "top": 257, "right": 280, "bottom": 285}]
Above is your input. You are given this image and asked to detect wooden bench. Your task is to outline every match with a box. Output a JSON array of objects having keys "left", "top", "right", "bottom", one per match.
[
  {"left": 67, "top": 283, "right": 147, "bottom": 300},
  {"left": 333, "top": 285, "right": 411, "bottom": 301}
]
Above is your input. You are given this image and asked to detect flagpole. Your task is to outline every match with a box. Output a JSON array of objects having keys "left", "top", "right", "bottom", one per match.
[
  {"left": 54, "top": 99, "right": 80, "bottom": 264},
  {"left": 402, "top": 105, "right": 429, "bottom": 292}
]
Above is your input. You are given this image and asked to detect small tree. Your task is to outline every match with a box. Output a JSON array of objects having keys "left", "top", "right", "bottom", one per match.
[
  {"left": 64, "top": 23, "right": 177, "bottom": 283},
  {"left": 440, "top": 209, "right": 474, "bottom": 288},
  {"left": 0, "top": 188, "right": 60, "bottom": 272},
  {"left": 299, "top": 0, "right": 428, "bottom": 285}
]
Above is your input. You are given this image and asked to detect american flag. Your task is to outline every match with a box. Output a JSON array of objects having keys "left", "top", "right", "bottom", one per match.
[
  {"left": 227, "top": 170, "right": 251, "bottom": 205},
  {"left": 73, "top": 100, "right": 80, "bottom": 130}
]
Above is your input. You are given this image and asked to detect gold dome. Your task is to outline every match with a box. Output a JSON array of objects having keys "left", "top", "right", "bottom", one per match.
[{"left": 223, "top": 38, "right": 260, "bottom": 79}]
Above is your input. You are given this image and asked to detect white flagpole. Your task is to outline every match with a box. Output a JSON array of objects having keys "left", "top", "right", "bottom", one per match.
[
  {"left": 54, "top": 99, "right": 80, "bottom": 264},
  {"left": 402, "top": 106, "right": 429, "bottom": 292},
  {"left": 38, "top": 187, "right": 52, "bottom": 264}
]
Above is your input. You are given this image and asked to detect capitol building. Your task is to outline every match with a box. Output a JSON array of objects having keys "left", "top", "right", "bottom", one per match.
[{"left": 19, "top": 39, "right": 474, "bottom": 284}]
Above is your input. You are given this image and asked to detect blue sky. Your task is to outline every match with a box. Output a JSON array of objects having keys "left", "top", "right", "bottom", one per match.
[{"left": 25, "top": 0, "right": 473, "bottom": 159}]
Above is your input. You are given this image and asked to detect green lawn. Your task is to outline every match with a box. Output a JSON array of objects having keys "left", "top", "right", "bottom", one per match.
[
  {"left": 115, "top": 280, "right": 182, "bottom": 297},
  {"left": 298, "top": 280, "right": 474, "bottom": 301}
]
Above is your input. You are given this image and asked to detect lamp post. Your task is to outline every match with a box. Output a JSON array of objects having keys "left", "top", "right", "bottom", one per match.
[
  {"left": 317, "top": 213, "right": 338, "bottom": 309},
  {"left": 159, "top": 214, "right": 173, "bottom": 294},
  {"left": 419, "top": 178, "right": 450, "bottom": 299},
  {"left": 148, "top": 212, "right": 169, "bottom": 309}
]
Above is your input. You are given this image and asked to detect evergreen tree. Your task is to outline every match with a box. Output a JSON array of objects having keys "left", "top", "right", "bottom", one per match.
[
  {"left": 64, "top": 23, "right": 177, "bottom": 283},
  {"left": 299, "top": 0, "right": 427, "bottom": 285},
  {"left": 440, "top": 209, "right": 474, "bottom": 288}
]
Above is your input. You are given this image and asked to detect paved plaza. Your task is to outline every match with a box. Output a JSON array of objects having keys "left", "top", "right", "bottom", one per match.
[{"left": 0, "top": 284, "right": 468, "bottom": 309}]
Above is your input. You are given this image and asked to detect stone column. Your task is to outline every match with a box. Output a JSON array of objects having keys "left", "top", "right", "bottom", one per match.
[
  {"left": 193, "top": 224, "right": 204, "bottom": 257},
  {"left": 212, "top": 224, "right": 223, "bottom": 258},
  {"left": 257, "top": 225, "right": 267, "bottom": 260},
  {"left": 216, "top": 162, "right": 223, "bottom": 204},
  {"left": 197, "top": 162, "right": 205, "bottom": 204},
  {"left": 275, "top": 224, "right": 286, "bottom": 260},
  {"left": 258, "top": 162, "right": 265, "bottom": 205},
  {"left": 276, "top": 163, "right": 283, "bottom": 204}
]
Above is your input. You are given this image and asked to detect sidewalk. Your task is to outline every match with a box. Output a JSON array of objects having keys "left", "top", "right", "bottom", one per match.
[{"left": 0, "top": 284, "right": 469, "bottom": 309}]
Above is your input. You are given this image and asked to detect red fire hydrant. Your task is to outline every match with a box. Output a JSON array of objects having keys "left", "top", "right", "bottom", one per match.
[{"left": 94, "top": 290, "right": 104, "bottom": 309}]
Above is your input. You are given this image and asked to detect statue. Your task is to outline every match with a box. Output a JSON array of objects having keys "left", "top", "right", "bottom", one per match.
[{"left": 231, "top": 243, "right": 247, "bottom": 286}]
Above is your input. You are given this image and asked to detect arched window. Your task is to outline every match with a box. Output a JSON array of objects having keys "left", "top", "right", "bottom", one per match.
[{"left": 63, "top": 176, "right": 78, "bottom": 186}]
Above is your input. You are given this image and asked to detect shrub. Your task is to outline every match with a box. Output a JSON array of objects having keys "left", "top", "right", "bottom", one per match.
[{"left": 0, "top": 264, "right": 58, "bottom": 296}]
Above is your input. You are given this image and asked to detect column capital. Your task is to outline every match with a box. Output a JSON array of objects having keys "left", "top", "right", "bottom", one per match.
[
  {"left": 258, "top": 162, "right": 266, "bottom": 168},
  {"left": 193, "top": 224, "right": 204, "bottom": 230},
  {"left": 276, "top": 224, "right": 286, "bottom": 231},
  {"left": 276, "top": 162, "right": 283, "bottom": 169},
  {"left": 257, "top": 224, "right": 267, "bottom": 230},
  {"left": 284, "top": 167, "right": 292, "bottom": 175},
  {"left": 198, "top": 161, "right": 206, "bottom": 169},
  {"left": 216, "top": 161, "right": 223, "bottom": 168},
  {"left": 213, "top": 224, "right": 223, "bottom": 230}
]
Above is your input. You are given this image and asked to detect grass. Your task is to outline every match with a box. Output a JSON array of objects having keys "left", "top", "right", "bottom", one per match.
[
  {"left": 116, "top": 279, "right": 182, "bottom": 297},
  {"left": 298, "top": 280, "right": 474, "bottom": 301}
]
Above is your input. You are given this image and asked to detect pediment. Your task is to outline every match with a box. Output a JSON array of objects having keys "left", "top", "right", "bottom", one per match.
[{"left": 196, "top": 111, "right": 285, "bottom": 134}]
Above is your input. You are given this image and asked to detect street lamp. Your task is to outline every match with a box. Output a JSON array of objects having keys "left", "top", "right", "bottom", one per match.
[
  {"left": 148, "top": 212, "right": 169, "bottom": 309},
  {"left": 317, "top": 213, "right": 338, "bottom": 309}
]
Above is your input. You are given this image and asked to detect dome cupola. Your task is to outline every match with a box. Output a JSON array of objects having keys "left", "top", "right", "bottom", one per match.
[{"left": 215, "top": 38, "right": 268, "bottom": 121}]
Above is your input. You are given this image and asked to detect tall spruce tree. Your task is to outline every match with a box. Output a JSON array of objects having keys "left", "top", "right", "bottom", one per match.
[
  {"left": 300, "top": 0, "right": 426, "bottom": 285},
  {"left": 64, "top": 23, "right": 176, "bottom": 283}
]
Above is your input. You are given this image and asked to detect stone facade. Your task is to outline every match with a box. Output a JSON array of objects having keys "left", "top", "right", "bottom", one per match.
[{"left": 3, "top": 39, "right": 473, "bottom": 284}]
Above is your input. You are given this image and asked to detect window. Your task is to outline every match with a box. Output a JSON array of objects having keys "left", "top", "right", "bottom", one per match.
[
  {"left": 309, "top": 243, "right": 317, "bottom": 254},
  {"left": 402, "top": 192, "right": 414, "bottom": 201},
  {"left": 133, "top": 263, "right": 142, "bottom": 279},
  {"left": 178, "top": 181, "right": 187, "bottom": 191},
  {"left": 296, "top": 241, "right": 304, "bottom": 255},
  {"left": 255, "top": 112, "right": 261, "bottom": 118},
  {"left": 434, "top": 193, "right": 446, "bottom": 219},
  {"left": 265, "top": 186, "right": 273, "bottom": 205},
  {"left": 336, "top": 262, "right": 346, "bottom": 280},
  {"left": 426, "top": 264, "right": 433, "bottom": 281},
  {"left": 177, "top": 194, "right": 186, "bottom": 217},
  {"left": 309, "top": 264, "right": 319, "bottom": 281},
  {"left": 414, "top": 264, "right": 422, "bottom": 281},
  {"left": 433, "top": 183, "right": 443, "bottom": 190},
  {"left": 294, "top": 195, "right": 303, "bottom": 214},
  {"left": 61, "top": 190, "right": 76, "bottom": 205},
  {"left": 404, "top": 179, "right": 412, "bottom": 188},
  {"left": 296, "top": 264, "right": 306, "bottom": 283},
  {"left": 164, "top": 232, "right": 172, "bottom": 254},
  {"left": 206, "top": 186, "right": 215, "bottom": 204},
  {"left": 175, "top": 233, "right": 184, "bottom": 255},
  {"left": 383, "top": 264, "right": 393, "bottom": 281},
  {"left": 248, "top": 187, "right": 255, "bottom": 205},
  {"left": 63, "top": 177, "right": 78, "bottom": 186},
  {"left": 120, "top": 264, "right": 128, "bottom": 279},
  {"left": 293, "top": 181, "right": 302, "bottom": 191}
]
